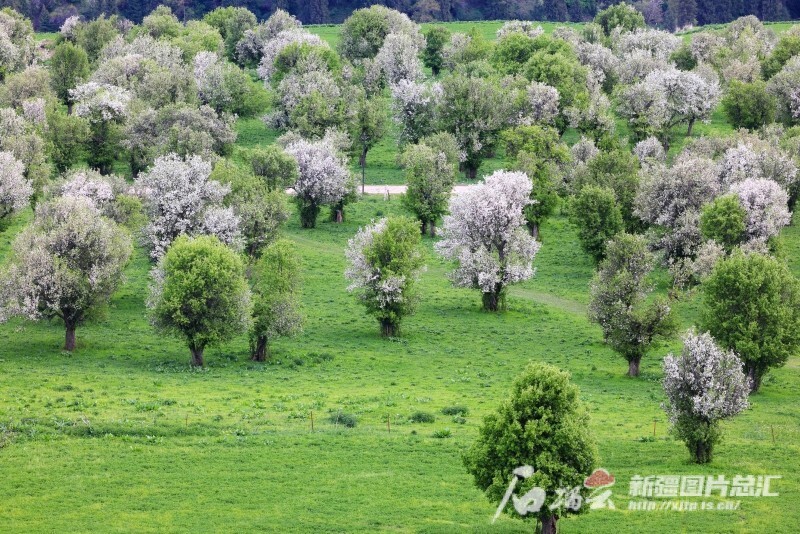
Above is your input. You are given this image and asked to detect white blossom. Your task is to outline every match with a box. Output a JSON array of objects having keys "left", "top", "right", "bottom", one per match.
[
  {"left": 0, "top": 150, "right": 31, "bottom": 220},
  {"left": 436, "top": 170, "right": 540, "bottom": 299},
  {"left": 729, "top": 178, "right": 791, "bottom": 243},
  {"left": 135, "top": 154, "right": 238, "bottom": 259},
  {"left": 615, "top": 28, "right": 680, "bottom": 62},
  {"left": 59, "top": 15, "right": 81, "bottom": 39},
  {"left": 663, "top": 331, "right": 750, "bottom": 422},
  {"left": 284, "top": 137, "right": 350, "bottom": 207},
  {"left": 514, "top": 81, "right": 559, "bottom": 126},
  {"left": 375, "top": 32, "right": 424, "bottom": 85},
  {"left": 21, "top": 98, "right": 45, "bottom": 125},
  {"left": 390, "top": 79, "right": 442, "bottom": 144},
  {"left": 634, "top": 136, "right": 666, "bottom": 164},
  {"left": 70, "top": 82, "right": 131, "bottom": 123},
  {"left": 496, "top": 21, "right": 544, "bottom": 39},
  {"left": 256, "top": 29, "right": 326, "bottom": 83}
]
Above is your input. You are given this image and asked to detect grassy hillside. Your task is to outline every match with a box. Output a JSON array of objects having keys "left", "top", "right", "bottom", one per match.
[{"left": 5, "top": 18, "right": 800, "bottom": 534}]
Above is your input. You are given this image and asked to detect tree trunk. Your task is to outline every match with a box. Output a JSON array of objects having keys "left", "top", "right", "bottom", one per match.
[
  {"left": 482, "top": 291, "right": 501, "bottom": 312},
  {"left": 466, "top": 166, "right": 478, "bottom": 181},
  {"left": 627, "top": 356, "right": 641, "bottom": 377},
  {"left": 251, "top": 336, "right": 269, "bottom": 362},
  {"left": 67, "top": 102, "right": 73, "bottom": 115},
  {"left": 335, "top": 209, "right": 343, "bottom": 223},
  {"left": 428, "top": 220, "right": 436, "bottom": 237},
  {"left": 746, "top": 365, "right": 761, "bottom": 394},
  {"left": 420, "top": 220, "right": 428, "bottom": 235},
  {"left": 540, "top": 514, "right": 558, "bottom": 534},
  {"left": 360, "top": 147, "right": 367, "bottom": 194},
  {"left": 528, "top": 221, "right": 540, "bottom": 239},
  {"left": 692, "top": 439, "right": 713, "bottom": 464},
  {"left": 687, "top": 118, "right": 695, "bottom": 137},
  {"left": 190, "top": 346, "right": 204, "bottom": 367},
  {"left": 380, "top": 319, "right": 397, "bottom": 337},
  {"left": 64, "top": 324, "right": 76, "bottom": 351}
]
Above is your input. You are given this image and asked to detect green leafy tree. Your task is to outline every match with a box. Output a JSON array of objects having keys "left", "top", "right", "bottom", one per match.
[
  {"left": 702, "top": 252, "right": 800, "bottom": 392},
  {"left": 575, "top": 147, "right": 641, "bottom": 231},
  {"left": 700, "top": 194, "right": 747, "bottom": 252},
  {"left": 203, "top": 6, "right": 257, "bottom": 62},
  {"left": 762, "top": 28, "right": 800, "bottom": 79},
  {"left": 50, "top": 42, "right": 89, "bottom": 113},
  {"left": 148, "top": 235, "right": 251, "bottom": 367},
  {"left": 570, "top": 185, "right": 624, "bottom": 262},
  {"left": 721, "top": 80, "right": 776, "bottom": 131},
  {"left": 438, "top": 73, "right": 510, "bottom": 180},
  {"left": 73, "top": 14, "right": 120, "bottom": 64},
  {"left": 45, "top": 105, "right": 88, "bottom": 175},
  {"left": 422, "top": 25, "right": 450, "bottom": 76},
  {"left": 249, "top": 239, "right": 303, "bottom": 361},
  {"left": 249, "top": 145, "right": 299, "bottom": 193},
  {"left": 589, "top": 233, "right": 676, "bottom": 376},
  {"left": 503, "top": 125, "right": 568, "bottom": 238},
  {"left": 345, "top": 217, "right": 426, "bottom": 337},
  {"left": 348, "top": 91, "right": 387, "bottom": 193},
  {"left": 594, "top": 2, "right": 646, "bottom": 36},
  {"left": 401, "top": 133, "right": 459, "bottom": 236},
  {"left": 464, "top": 362, "right": 598, "bottom": 534}
]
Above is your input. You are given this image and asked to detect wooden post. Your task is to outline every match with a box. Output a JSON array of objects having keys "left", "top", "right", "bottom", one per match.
[
  {"left": 311, "top": 410, "right": 314, "bottom": 432},
  {"left": 653, "top": 420, "right": 657, "bottom": 437},
  {"left": 771, "top": 425, "right": 775, "bottom": 444}
]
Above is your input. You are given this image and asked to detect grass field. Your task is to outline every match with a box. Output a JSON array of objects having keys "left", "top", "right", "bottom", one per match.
[{"left": 4, "top": 18, "right": 800, "bottom": 534}]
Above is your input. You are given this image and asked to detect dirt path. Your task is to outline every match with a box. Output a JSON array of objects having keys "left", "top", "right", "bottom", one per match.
[{"left": 360, "top": 184, "right": 475, "bottom": 196}]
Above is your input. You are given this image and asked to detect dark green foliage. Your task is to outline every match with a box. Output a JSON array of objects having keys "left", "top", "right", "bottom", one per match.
[
  {"left": 422, "top": 26, "right": 450, "bottom": 76},
  {"left": 49, "top": 43, "right": 89, "bottom": 108},
  {"left": 149, "top": 235, "right": 251, "bottom": 367},
  {"left": 762, "top": 29, "right": 800, "bottom": 79},
  {"left": 570, "top": 185, "right": 624, "bottom": 262},
  {"left": 670, "top": 43, "right": 697, "bottom": 70},
  {"left": 400, "top": 134, "right": 458, "bottom": 235},
  {"left": 337, "top": 6, "right": 392, "bottom": 61},
  {"left": 73, "top": 15, "right": 120, "bottom": 64},
  {"left": 248, "top": 145, "right": 299, "bottom": 192},
  {"left": 588, "top": 233, "right": 676, "bottom": 376},
  {"left": 702, "top": 252, "right": 800, "bottom": 392},
  {"left": 722, "top": 80, "right": 776, "bottom": 131},
  {"left": 410, "top": 411, "right": 435, "bottom": 423},
  {"left": 329, "top": 411, "right": 357, "bottom": 428},
  {"left": 249, "top": 239, "right": 303, "bottom": 361},
  {"left": 700, "top": 194, "right": 747, "bottom": 252},
  {"left": 203, "top": 6, "right": 256, "bottom": 61},
  {"left": 441, "top": 405, "right": 468, "bottom": 416},
  {"left": 594, "top": 2, "right": 646, "bottom": 36},
  {"left": 45, "top": 106, "right": 88, "bottom": 175},
  {"left": 464, "top": 362, "right": 597, "bottom": 529},
  {"left": 575, "top": 148, "right": 641, "bottom": 231}
]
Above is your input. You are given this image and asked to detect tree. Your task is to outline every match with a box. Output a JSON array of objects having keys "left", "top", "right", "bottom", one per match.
[
  {"left": 570, "top": 185, "right": 624, "bottom": 262},
  {"left": 594, "top": 2, "right": 646, "bottom": 36},
  {"left": 284, "top": 138, "right": 351, "bottom": 228},
  {"left": 502, "top": 125, "right": 568, "bottom": 237},
  {"left": 345, "top": 217, "right": 425, "bottom": 337},
  {"left": 249, "top": 145, "right": 298, "bottom": 193},
  {"left": 422, "top": 26, "right": 450, "bottom": 76},
  {"left": 70, "top": 82, "right": 130, "bottom": 174},
  {"left": 702, "top": 252, "right": 800, "bottom": 392},
  {"left": 436, "top": 170, "right": 540, "bottom": 311},
  {"left": 729, "top": 178, "right": 791, "bottom": 244},
  {"left": 349, "top": 91, "right": 387, "bottom": 193},
  {"left": 575, "top": 148, "right": 641, "bottom": 231},
  {"left": 49, "top": 42, "right": 89, "bottom": 113},
  {"left": 722, "top": 80, "right": 776, "bottom": 131},
  {"left": 390, "top": 80, "right": 441, "bottom": 145},
  {"left": 662, "top": 332, "right": 750, "bottom": 463},
  {"left": 135, "top": 154, "right": 240, "bottom": 260},
  {"left": 762, "top": 26, "right": 800, "bottom": 79},
  {"left": 249, "top": 239, "right": 303, "bottom": 361},
  {"left": 0, "top": 151, "right": 31, "bottom": 222},
  {"left": 438, "top": 74, "right": 510, "bottom": 180},
  {"left": 203, "top": 6, "right": 256, "bottom": 61},
  {"left": 0, "top": 196, "right": 131, "bottom": 351},
  {"left": 464, "top": 362, "right": 598, "bottom": 534},
  {"left": 45, "top": 106, "right": 88, "bottom": 175},
  {"left": 213, "top": 159, "right": 290, "bottom": 258},
  {"left": 400, "top": 133, "right": 459, "bottom": 236},
  {"left": 337, "top": 5, "right": 420, "bottom": 62},
  {"left": 699, "top": 194, "right": 746, "bottom": 252},
  {"left": 588, "top": 233, "right": 675, "bottom": 376},
  {"left": 148, "top": 235, "right": 251, "bottom": 367}
]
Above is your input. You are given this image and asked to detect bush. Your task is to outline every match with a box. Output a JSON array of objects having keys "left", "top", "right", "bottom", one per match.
[
  {"left": 722, "top": 80, "right": 776, "bottom": 131},
  {"left": 441, "top": 405, "right": 468, "bottom": 416},
  {"left": 328, "top": 411, "right": 357, "bottom": 428},
  {"left": 409, "top": 411, "right": 435, "bottom": 423},
  {"left": 432, "top": 428, "right": 452, "bottom": 439}
]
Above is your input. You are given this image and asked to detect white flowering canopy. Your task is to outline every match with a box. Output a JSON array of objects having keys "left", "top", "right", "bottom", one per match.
[
  {"left": 70, "top": 82, "right": 131, "bottom": 123},
  {"left": 663, "top": 331, "right": 750, "bottom": 423},
  {"left": 0, "top": 150, "right": 31, "bottom": 219},
  {"left": 135, "top": 154, "right": 241, "bottom": 259},
  {"left": 284, "top": 138, "right": 351, "bottom": 206},
  {"left": 436, "top": 170, "right": 540, "bottom": 295}
]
